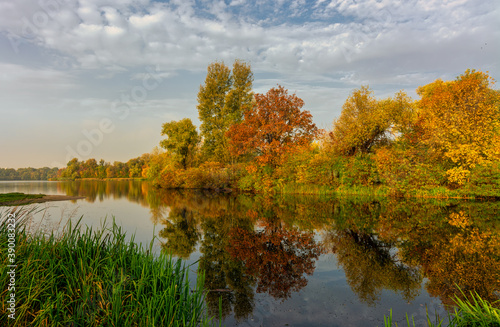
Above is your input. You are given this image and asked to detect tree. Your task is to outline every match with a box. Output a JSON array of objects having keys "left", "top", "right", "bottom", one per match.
[
  {"left": 197, "top": 60, "right": 253, "bottom": 163},
  {"left": 226, "top": 85, "right": 318, "bottom": 167},
  {"left": 415, "top": 69, "right": 500, "bottom": 184},
  {"left": 160, "top": 118, "right": 199, "bottom": 169}
]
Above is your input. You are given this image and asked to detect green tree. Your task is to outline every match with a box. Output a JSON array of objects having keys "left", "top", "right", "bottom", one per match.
[
  {"left": 197, "top": 60, "right": 253, "bottom": 163},
  {"left": 160, "top": 118, "right": 200, "bottom": 169}
]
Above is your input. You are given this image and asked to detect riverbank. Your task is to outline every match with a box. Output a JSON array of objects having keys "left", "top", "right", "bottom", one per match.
[{"left": 153, "top": 162, "right": 500, "bottom": 200}]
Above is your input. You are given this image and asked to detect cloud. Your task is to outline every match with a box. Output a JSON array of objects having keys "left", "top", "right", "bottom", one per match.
[
  {"left": 1, "top": 0, "right": 497, "bottom": 80},
  {"left": 0, "top": 62, "right": 77, "bottom": 100}
]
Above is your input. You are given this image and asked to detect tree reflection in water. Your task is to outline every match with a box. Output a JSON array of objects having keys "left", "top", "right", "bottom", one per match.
[
  {"left": 228, "top": 217, "right": 322, "bottom": 300},
  {"left": 158, "top": 207, "right": 200, "bottom": 259},
  {"left": 199, "top": 217, "right": 255, "bottom": 320},
  {"left": 60, "top": 182, "right": 499, "bottom": 317},
  {"left": 325, "top": 229, "right": 421, "bottom": 305}
]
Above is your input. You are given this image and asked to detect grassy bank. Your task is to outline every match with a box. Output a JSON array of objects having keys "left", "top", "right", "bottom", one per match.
[
  {"left": 382, "top": 291, "right": 500, "bottom": 327},
  {"left": 0, "top": 193, "right": 45, "bottom": 204},
  {"left": 0, "top": 209, "right": 215, "bottom": 327}
]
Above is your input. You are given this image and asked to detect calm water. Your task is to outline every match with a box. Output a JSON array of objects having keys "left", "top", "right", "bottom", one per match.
[{"left": 1, "top": 180, "right": 499, "bottom": 327}]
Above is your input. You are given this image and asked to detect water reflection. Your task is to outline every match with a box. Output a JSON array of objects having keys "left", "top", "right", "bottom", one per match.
[
  {"left": 42, "top": 182, "right": 500, "bottom": 318},
  {"left": 325, "top": 229, "right": 421, "bottom": 305},
  {"left": 153, "top": 192, "right": 500, "bottom": 315}
]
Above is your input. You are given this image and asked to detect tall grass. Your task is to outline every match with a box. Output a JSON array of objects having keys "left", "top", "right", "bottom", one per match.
[
  {"left": 382, "top": 291, "right": 500, "bottom": 327},
  {"left": 0, "top": 208, "right": 216, "bottom": 327}
]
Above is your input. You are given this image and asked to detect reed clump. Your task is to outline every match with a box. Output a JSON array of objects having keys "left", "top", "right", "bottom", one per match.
[
  {"left": 382, "top": 290, "right": 500, "bottom": 327},
  {"left": 0, "top": 209, "right": 214, "bottom": 327}
]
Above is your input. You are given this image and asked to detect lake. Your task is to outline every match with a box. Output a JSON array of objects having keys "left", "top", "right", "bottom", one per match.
[{"left": 1, "top": 180, "right": 499, "bottom": 326}]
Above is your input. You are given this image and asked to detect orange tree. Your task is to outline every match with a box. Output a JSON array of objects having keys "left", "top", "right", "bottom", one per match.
[{"left": 226, "top": 85, "right": 318, "bottom": 168}]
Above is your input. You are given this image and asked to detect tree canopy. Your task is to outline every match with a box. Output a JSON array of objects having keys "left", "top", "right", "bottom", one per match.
[
  {"left": 415, "top": 69, "right": 500, "bottom": 184},
  {"left": 197, "top": 60, "right": 253, "bottom": 163},
  {"left": 329, "top": 86, "right": 415, "bottom": 156},
  {"left": 160, "top": 118, "right": 199, "bottom": 169},
  {"left": 226, "top": 85, "right": 318, "bottom": 167}
]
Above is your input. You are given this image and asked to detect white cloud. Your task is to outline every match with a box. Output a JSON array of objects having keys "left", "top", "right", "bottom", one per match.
[
  {"left": 0, "top": 62, "right": 77, "bottom": 98},
  {"left": 1, "top": 0, "right": 497, "bottom": 78}
]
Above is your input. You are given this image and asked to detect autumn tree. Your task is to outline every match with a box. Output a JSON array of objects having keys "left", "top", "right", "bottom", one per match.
[
  {"left": 226, "top": 85, "right": 318, "bottom": 167},
  {"left": 197, "top": 60, "right": 253, "bottom": 163},
  {"left": 329, "top": 86, "right": 415, "bottom": 156},
  {"left": 160, "top": 118, "right": 199, "bottom": 169},
  {"left": 415, "top": 69, "right": 500, "bottom": 184}
]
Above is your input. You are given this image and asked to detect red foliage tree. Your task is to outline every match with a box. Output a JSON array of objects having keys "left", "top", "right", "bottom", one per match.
[{"left": 226, "top": 85, "right": 318, "bottom": 167}]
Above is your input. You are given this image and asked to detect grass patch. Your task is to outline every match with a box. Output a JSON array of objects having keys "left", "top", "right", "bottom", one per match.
[
  {"left": 382, "top": 290, "right": 500, "bottom": 327},
  {"left": 0, "top": 192, "right": 45, "bottom": 204},
  {"left": 0, "top": 208, "right": 216, "bottom": 327}
]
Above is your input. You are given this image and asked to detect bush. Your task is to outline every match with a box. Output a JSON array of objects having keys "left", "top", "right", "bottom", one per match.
[{"left": 462, "top": 162, "right": 500, "bottom": 198}]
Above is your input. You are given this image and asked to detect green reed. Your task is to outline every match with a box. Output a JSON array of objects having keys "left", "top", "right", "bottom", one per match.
[
  {"left": 0, "top": 208, "right": 216, "bottom": 327},
  {"left": 382, "top": 290, "right": 500, "bottom": 327}
]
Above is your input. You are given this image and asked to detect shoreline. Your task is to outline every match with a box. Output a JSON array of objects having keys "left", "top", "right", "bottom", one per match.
[{"left": 0, "top": 194, "right": 86, "bottom": 206}]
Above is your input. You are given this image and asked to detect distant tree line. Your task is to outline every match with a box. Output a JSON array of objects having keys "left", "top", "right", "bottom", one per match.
[
  {"left": 0, "top": 167, "right": 59, "bottom": 180},
  {"left": 57, "top": 156, "right": 150, "bottom": 179}
]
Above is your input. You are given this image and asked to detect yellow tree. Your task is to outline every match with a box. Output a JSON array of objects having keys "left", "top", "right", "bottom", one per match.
[
  {"left": 329, "top": 86, "right": 414, "bottom": 156},
  {"left": 416, "top": 69, "right": 500, "bottom": 184}
]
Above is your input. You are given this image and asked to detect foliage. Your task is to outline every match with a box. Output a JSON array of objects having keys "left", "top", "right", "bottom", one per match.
[
  {"left": 54, "top": 68, "right": 500, "bottom": 198},
  {"left": 227, "top": 85, "right": 318, "bottom": 167},
  {"left": 463, "top": 161, "right": 500, "bottom": 197},
  {"left": 197, "top": 60, "right": 253, "bottom": 163},
  {"left": 57, "top": 154, "right": 151, "bottom": 180},
  {"left": 374, "top": 146, "right": 446, "bottom": 196},
  {"left": 415, "top": 69, "right": 500, "bottom": 185},
  {"left": 329, "top": 87, "right": 415, "bottom": 156},
  {"left": 161, "top": 118, "right": 200, "bottom": 169},
  {"left": 158, "top": 162, "right": 244, "bottom": 190}
]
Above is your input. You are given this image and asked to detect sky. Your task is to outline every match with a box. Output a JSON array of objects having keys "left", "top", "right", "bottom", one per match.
[{"left": 0, "top": 0, "right": 499, "bottom": 168}]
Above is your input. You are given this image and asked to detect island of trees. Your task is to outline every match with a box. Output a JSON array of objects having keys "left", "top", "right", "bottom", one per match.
[{"left": 7, "top": 62, "right": 500, "bottom": 198}]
